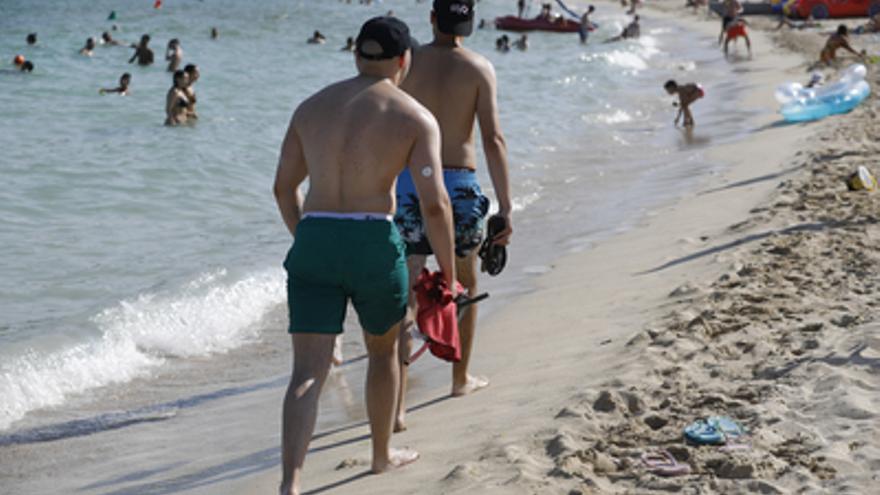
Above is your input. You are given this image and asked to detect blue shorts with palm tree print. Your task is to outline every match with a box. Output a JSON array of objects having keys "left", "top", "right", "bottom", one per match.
[{"left": 395, "top": 168, "right": 490, "bottom": 258}]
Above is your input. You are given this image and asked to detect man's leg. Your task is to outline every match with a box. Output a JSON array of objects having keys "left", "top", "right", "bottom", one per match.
[
  {"left": 394, "top": 255, "right": 427, "bottom": 432},
  {"left": 452, "top": 251, "right": 489, "bottom": 396},
  {"left": 280, "top": 333, "right": 335, "bottom": 495},
  {"left": 364, "top": 323, "right": 419, "bottom": 472}
]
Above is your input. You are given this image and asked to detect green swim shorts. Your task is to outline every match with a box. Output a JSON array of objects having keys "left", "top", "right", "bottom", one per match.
[{"left": 283, "top": 216, "right": 408, "bottom": 335}]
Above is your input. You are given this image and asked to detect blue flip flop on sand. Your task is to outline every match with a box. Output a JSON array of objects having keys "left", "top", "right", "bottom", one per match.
[{"left": 683, "top": 416, "right": 746, "bottom": 446}]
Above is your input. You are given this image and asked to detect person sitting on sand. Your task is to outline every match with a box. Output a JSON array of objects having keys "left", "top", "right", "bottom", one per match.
[
  {"left": 718, "top": 0, "right": 743, "bottom": 45},
  {"left": 101, "top": 31, "right": 125, "bottom": 46},
  {"left": 514, "top": 34, "right": 529, "bottom": 51},
  {"left": 79, "top": 37, "right": 96, "bottom": 56},
  {"left": 166, "top": 38, "right": 183, "bottom": 72},
  {"left": 165, "top": 70, "right": 190, "bottom": 126},
  {"left": 664, "top": 79, "right": 704, "bottom": 128},
  {"left": 100, "top": 72, "right": 132, "bottom": 95},
  {"left": 580, "top": 5, "right": 596, "bottom": 44},
  {"left": 723, "top": 17, "right": 751, "bottom": 56},
  {"left": 307, "top": 30, "right": 326, "bottom": 44},
  {"left": 809, "top": 25, "right": 864, "bottom": 70},
  {"left": 341, "top": 36, "right": 355, "bottom": 51},
  {"left": 183, "top": 63, "right": 199, "bottom": 120},
  {"left": 129, "top": 35, "right": 155, "bottom": 66}
]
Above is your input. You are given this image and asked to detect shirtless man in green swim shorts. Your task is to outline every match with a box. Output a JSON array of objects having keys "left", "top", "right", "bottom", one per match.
[
  {"left": 393, "top": 0, "right": 513, "bottom": 431},
  {"left": 273, "top": 16, "right": 457, "bottom": 495}
]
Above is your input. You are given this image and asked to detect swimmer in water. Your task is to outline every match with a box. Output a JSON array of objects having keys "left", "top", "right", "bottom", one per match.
[
  {"left": 605, "top": 15, "right": 640, "bottom": 42},
  {"left": 166, "top": 38, "right": 183, "bottom": 72},
  {"left": 580, "top": 5, "right": 596, "bottom": 45},
  {"left": 20, "top": 61, "right": 34, "bottom": 72},
  {"left": 129, "top": 34, "right": 155, "bottom": 66},
  {"left": 27, "top": 33, "right": 37, "bottom": 45},
  {"left": 664, "top": 79, "right": 704, "bottom": 128},
  {"left": 211, "top": 27, "right": 219, "bottom": 39},
  {"left": 341, "top": 36, "right": 356, "bottom": 51},
  {"left": 496, "top": 35, "right": 511, "bottom": 52},
  {"left": 513, "top": 34, "right": 528, "bottom": 51},
  {"left": 100, "top": 73, "right": 132, "bottom": 95},
  {"left": 165, "top": 70, "right": 190, "bottom": 126},
  {"left": 13, "top": 55, "right": 25, "bottom": 67},
  {"left": 80, "top": 37, "right": 97, "bottom": 56},
  {"left": 183, "top": 63, "right": 199, "bottom": 120},
  {"left": 101, "top": 31, "right": 125, "bottom": 46},
  {"left": 307, "top": 30, "right": 327, "bottom": 44}
]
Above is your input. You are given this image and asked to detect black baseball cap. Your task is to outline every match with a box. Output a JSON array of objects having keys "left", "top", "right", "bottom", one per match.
[
  {"left": 434, "top": 0, "right": 475, "bottom": 37},
  {"left": 356, "top": 16, "right": 415, "bottom": 60}
]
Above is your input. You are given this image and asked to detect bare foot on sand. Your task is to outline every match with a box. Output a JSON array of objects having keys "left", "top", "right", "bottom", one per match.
[
  {"left": 372, "top": 447, "right": 419, "bottom": 474},
  {"left": 451, "top": 375, "right": 489, "bottom": 397}
]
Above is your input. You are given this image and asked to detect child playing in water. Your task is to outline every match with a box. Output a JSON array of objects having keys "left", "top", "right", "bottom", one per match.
[{"left": 664, "top": 80, "right": 704, "bottom": 128}]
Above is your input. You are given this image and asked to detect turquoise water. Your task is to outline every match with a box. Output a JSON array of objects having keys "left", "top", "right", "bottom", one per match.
[{"left": 0, "top": 1, "right": 765, "bottom": 488}]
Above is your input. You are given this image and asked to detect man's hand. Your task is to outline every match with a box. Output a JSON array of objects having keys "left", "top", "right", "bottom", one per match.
[{"left": 492, "top": 211, "right": 513, "bottom": 246}]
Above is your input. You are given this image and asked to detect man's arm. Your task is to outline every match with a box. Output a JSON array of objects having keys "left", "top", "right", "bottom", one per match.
[
  {"left": 407, "top": 113, "right": 457, "bottom": 290},
  {"left": 475, "top": 60, "right": 514, "bottom": 245},
  {"left": 273, "top": 114, "right": 308, "bottom": 237},
  {"left": 128, "top": 49, "right": 137, "bottom": 64}
]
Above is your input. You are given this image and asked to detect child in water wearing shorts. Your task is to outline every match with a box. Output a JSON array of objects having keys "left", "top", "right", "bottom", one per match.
[{"left": 664, "top": 80, "right": 704, "bottom": 128}]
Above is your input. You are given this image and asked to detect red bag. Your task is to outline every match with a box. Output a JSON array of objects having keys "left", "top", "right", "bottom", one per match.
[{"left": 412, "top": 269, "right": 463, "bottom": 363}]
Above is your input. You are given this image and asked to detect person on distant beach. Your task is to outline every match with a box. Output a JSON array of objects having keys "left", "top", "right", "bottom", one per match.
[
  {"left": 166, "top": 39, "right": 183, "bottom": 72},
  {"left": 165, "top": 70, "right": 190, "bottom": 126},
  {"left": 80, "top": 37, "right": 97, "bottom": 56},
  {"left": 307, "top": 30, "right": 327, "bottom": 44},
  {"left": 723, "top": 17, "right": 751, "bottom": 56},
  {"left": 579, "top": 5, "right": 596, "bottom": 44},
  {"left": 100, "top": 72, "right": 131, "bottom": 95},
  {"left": 341, "top": 36, "right": 355, "bottom": 51},
  {"left": 129, "top": 35, "right": 155, "bottom": 66},
  {"left": 664, "top": 79, "right": 704, "bottom": 128},
  {"left": 211, "top": 27, "right": 219, "bottom": 39},
  {"left": 183, "top": 63, "right": 199, "bottom": 119},
  {"left": 101, "top": 31, "right": 125, "bottom": 46},
  {"left": 718, "top": 0, "right": 743, "bottom": 45},
  {"left": 517, "top": 0, "right": 526, "bottom": 18},
  {"left": 394, "top": 0, "right": 513, "bottom": 432},
  {"left": 810, "top": 25, "right": 864, "bottom": 70},
  {"left": 274, "top": 16, "right": 456, "bottom": 495},
  {"left": 514, "top": 34, "right": 528, "bottom": 51},
  {"left": 26, "top": 33, "right": 37, "bottom": 45}
]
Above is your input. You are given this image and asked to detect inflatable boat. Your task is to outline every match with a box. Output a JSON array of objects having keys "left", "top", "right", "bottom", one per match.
[
  {"left": 775, "top": 64, "right": 871, "bottom": 122},
  {"left": 494, "top": 15, "right": 585, "bottom": 33}
]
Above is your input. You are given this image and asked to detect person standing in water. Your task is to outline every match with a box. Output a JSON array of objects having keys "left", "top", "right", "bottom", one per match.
[
  {"left": 273, "top": 16, "right": 456, "bottom": 495},
  {"left": 129, "top": 34, "right": 155, "bottom": 66},
  {"left": 183, "top": 64, "right": 200, "bottom": 120},
  {"left": 166, "top": 38, "right": 183, "bottom": 72},
  {"left": 393, "top": 0, "right": 513, "bottom": 432},
  {"left": 579, "top": 5, "right": 596, "bottom": 44},
  {"left": 165, "top": 70, "right": 190, "bottom": 126},
  {"left": 100, "top": 73, "right": 132, "bottom": 95}
]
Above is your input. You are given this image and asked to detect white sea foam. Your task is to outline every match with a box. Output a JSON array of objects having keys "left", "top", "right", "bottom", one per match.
[
  {"left": 594, "top": 109, "right": 636, "bottom": 124},
  {"left": 0, "top": 269, "right": 284, "bottom": 431}
]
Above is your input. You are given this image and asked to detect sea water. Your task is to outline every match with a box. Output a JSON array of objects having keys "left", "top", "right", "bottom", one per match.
[{"left": 0, "top": 0, "right": 763, "bottom": 492}]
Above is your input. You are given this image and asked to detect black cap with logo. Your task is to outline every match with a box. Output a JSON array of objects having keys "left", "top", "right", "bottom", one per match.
[
  {"left": 434, "top": 0, "right": 475, "bottom": 37},
  {"left": 356, "top": 16, "right": 415, "bottom": 60}
]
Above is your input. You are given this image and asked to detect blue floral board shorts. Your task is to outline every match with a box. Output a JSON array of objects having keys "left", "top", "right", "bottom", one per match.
[{"left": 395, "top": 168, "right": 490, "bottom": 258}]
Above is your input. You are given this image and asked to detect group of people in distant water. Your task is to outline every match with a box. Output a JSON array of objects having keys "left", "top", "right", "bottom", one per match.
[
  {"left": 495, "top": 34, "right": 528, "bottom": 52},
  {"left": 8, "top": 20, "right": 214, "bottom": 126}
]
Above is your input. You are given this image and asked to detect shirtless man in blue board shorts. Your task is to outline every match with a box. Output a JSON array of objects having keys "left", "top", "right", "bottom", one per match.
[
  {"left": 393, "top": 0, "right": 514, "bottom": 431},
  {"left": 273, "top": 17, "right": 457, "bottom": 495}
]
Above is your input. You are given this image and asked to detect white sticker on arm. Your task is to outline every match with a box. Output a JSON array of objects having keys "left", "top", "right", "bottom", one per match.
[{"left": 421, "top": 166, "right": 433, "bottom": 177}]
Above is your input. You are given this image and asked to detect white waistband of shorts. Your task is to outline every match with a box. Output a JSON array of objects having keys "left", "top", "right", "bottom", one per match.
[{"left": 302, "top": 211, "right": 393, "bottom": 222}]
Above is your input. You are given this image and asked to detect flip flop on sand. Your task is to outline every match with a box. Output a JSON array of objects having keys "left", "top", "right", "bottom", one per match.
[
  {"left": 711, "top": 416, "right": 751, "bottom": 451},
  {"left": 641, "top": 450, "right": 691, "bottom": 476},
  {"left": 684, "top": 416, "right": 749, "bottom": 448}
]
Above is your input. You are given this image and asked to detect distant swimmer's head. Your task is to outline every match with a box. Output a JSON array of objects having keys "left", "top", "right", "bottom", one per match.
[
  {"left": 432, "top": 0, "right": 475, "bottom": 37},
  {"left": 121, "top": 72, "right": 132, "bottom": 86},
  {"left": 211, "top": 27, "right": 219, "bottom": 39},
  {"left": 588, "top": 5, "right": 596, "bottom": 13},
  {"left": 837, "top": 24, "right": 848, "bottom": 36},
  {"left": 21, "top": 61, "right": 34, "bottom": 72},
  {"left": 168, "top": 38, "right": 180, "bottom": 49},
  {"left": 184, "top": 63, "right": 200, "bottom": 83},
  {"left": 355, "top": 16, "right": 416, "bottom": 81},
  {"left": 141, "top": 34, "right": 151, "bottom": 45},
  {"left": 173, "top": 69, "right": 189, "bottom": 88},
  {"left": 664, "top": 80, "right": 678, "bottom": 94},
  {"left": 27, "top": 33, "right": 37, "bottom": 45},
  {"left": 102, "top": 31, "right": 112, "bottom": 43},
  {"left": 13, "top": 54, "right": 25, "bottom": 66},
  {"left": 85, "top": 37, "right": 97, "bottom": 50}
]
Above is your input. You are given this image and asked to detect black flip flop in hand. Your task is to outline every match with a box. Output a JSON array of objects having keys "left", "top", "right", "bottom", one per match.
[{"left": 478, "top": 215, "right": 508, "bottom": 276}]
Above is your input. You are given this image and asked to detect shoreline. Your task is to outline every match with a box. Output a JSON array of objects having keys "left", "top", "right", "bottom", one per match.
[{"left": 232, "top": 3, "right": 878, "bottom": 494}]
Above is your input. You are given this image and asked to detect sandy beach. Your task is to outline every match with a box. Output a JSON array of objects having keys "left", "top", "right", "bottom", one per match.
[{"left": 222, "top": 4, "right": 880, "bottom": 495}]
